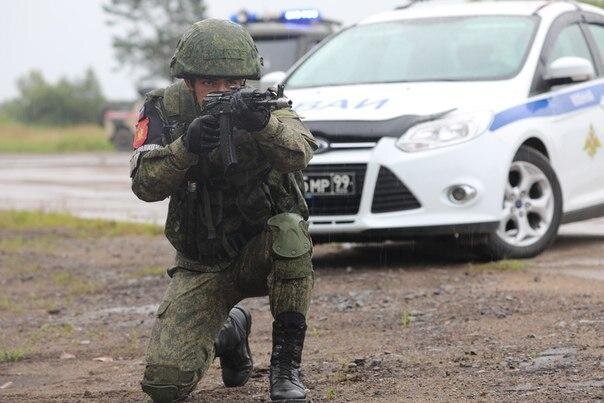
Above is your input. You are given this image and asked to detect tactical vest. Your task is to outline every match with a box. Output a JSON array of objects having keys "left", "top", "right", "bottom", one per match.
[{"left": 148, "top": 81, "right": 309, "bottom": 265}]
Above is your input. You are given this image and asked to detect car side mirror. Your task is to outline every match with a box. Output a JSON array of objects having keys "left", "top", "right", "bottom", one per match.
[
  {"left": 259, "top": 71, "right": 287, "bottom": 91},
  {"left": 544, "top": 56, "right": 595, "bottom": 85}
]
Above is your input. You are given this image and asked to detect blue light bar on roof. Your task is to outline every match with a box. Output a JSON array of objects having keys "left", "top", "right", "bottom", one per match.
[
  {"left": 230, "top": 10, "right": 258, "bottom": 24},
  {"left": 280, "top": 8, "right": 320, "bottom": 23}
]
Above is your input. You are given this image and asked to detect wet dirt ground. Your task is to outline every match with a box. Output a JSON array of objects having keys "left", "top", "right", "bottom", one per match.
[
  {"left": 0, "top": 153, "right": 602, "bottom": 401},
  {"left": 0, "top": 227, "right": 602, "bottom": 401}
]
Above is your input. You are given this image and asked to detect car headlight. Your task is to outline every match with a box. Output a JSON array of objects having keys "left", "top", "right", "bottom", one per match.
[{"left": 396, "top": 110, "right": 493, "bottom": 152}]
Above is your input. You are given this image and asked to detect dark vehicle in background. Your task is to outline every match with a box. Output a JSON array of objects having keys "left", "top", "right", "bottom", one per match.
[
  {"left": 101, "top": 88, "right": 150, "bottom": 151},
  {"left": 102, "top": 107, "right": 137, "bottom": 151},
  {"left": 231, "top": 9, "right": 341, "bottom": 89}
]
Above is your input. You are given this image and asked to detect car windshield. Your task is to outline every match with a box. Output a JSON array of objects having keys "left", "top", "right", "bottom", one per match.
[
  {"left": 255, "top": 38, "right": 299, "bottom": 75},
  {"left": 286, "top": 15, "right": 538, "bottom": 88}
]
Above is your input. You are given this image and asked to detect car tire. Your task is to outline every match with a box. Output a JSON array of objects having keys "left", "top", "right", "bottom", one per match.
[
  {"left": 479, "top": 145, "right": 562, "bottom": 260},
  {"left": 111, "top": 127, "right": 133, "bottom": 151}
]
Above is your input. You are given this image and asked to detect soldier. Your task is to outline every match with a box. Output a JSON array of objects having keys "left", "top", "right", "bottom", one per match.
[{"left": 130, "top": 19, "right": 317, "bottom": 403}]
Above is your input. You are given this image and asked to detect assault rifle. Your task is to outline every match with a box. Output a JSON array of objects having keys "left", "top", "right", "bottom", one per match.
[{"left": 201, "top": 85, "right": 292, "bottom": 172}]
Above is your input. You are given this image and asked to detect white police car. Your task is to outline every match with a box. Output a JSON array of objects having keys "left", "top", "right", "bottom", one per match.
[{"left": 271, "top": 1, "right": 604, "bottom": 258}]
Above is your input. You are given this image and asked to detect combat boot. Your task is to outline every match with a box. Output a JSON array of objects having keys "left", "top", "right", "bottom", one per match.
[
  {"left": 269, "top": 312, "right": 308, "bottom": 402},
  {"left": 214, "top": 305, "right": 253, "bottom": 387}
]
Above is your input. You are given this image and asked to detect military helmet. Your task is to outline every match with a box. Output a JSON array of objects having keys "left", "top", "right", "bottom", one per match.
[{"left": 170, "top": 19, "right": 261, "bottom": 80}]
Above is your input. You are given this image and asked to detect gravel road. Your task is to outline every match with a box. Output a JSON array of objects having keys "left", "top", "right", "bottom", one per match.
[{"left": 1, "top": 152, "right": 603, "bottom": 234}]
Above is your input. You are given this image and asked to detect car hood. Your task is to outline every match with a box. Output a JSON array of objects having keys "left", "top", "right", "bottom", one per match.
[{"left": 285, "top": 81, "right": 525, "bottom": 122}]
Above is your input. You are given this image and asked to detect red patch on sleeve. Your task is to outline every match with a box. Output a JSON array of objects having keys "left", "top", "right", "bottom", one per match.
[{"left": 132, "top": 117, "right": 149, "bottom": 149}]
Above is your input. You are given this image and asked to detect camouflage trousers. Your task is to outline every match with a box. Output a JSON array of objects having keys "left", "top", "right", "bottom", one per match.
[{"left": 141, "top": 227, "right": 314, "bottom": 401}]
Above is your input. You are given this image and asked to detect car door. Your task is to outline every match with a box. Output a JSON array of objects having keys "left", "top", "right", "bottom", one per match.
[
  {"left": 581, "top": 13, "right": 604, "bottom": 209},
  {"left": 530, "top": 12, "right": 604, "bottom": 213}
]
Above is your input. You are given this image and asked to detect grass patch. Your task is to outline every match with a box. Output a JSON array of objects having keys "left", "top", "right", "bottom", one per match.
[
  {"left": 325, "top": 387, "right": 337, "bottom": 400},
  {"left": 333, "top": 370, "right": 347, "bottom": 383},
  {"left": 30, "top": 297, "right": 67, "bottom": 312},
  {"left": 472, "top": 259, "right": 528, "bottom": 272},
  {"left": 51, "top": 271, "right": 101, "bottom": 295},
  {"left": 0, "top": 348, "right": 27, "bottom": 363},
  {"left": 400, "top": 310, "right": 413, "bottom": 327},
  {"left": 27, "top": 323, "right": 75, "bottom": 345},
  {"left": 0, "top": 235, "right": 58, "bottom": 253},
  {"left": 129, "top": 265, "right": 166, "bottom": 279},
  {"left": 114, "top": 329, "right": 145, "bottom": 358},
  {"left": 0, "top": 296, "right": 22, "bottom": 313},
  {"left": 51, "top": 271, "right": 75, "bottom": 286},
  {"left": 0, "top": 122, "right": 114, "bottom": 153},
  {"left": 0, "top": 256, "right": 41, "bottom": 276},
  {"left": 0, "top": 210, "right": 162, "bottom": 237}
]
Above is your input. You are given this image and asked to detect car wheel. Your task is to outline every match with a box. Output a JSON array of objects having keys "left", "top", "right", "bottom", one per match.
[{"left": 480, "top": 145, "right": 562, "bottom": 260}]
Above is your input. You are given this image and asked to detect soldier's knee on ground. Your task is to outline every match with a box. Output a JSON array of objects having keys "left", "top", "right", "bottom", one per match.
[
  {"left": 141, "top": 364, "right": 199, "bottom": 403},
  {"left": 267, "top": 213, "right": 314, "bottom": 316}
]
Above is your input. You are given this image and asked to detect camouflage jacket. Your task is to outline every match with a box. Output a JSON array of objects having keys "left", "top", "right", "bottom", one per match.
[{"left": 130, "top": 81, "right": 316, "bottom": 270}]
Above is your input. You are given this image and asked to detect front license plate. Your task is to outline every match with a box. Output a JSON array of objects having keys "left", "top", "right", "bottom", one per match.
[{"left": 303, "top": 172, "right": 356, "bottom": 196}]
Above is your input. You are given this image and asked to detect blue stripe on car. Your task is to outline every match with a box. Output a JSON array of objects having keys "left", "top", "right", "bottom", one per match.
[{"left": 490, "top": 82, "right": 604, "bottom": 131}]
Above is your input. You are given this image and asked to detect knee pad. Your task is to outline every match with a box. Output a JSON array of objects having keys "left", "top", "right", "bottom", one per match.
[
  {"left": 267, "top": 213, "right": 313, "bottom": 280},
  {"left": 267, "top": 213, "right": 312, "bottom": 259},
  {"left": 141, "top": 365, "right": 198, "bottom": 402}
]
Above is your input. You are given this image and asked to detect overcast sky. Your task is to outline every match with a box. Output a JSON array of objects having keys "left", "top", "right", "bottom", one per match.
[{"left": 0, "top": 0, "right": 404, "bottom": 102}]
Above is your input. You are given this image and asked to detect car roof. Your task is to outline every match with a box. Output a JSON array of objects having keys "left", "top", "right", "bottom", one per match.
[
  {"left": 358, "top": 1, "right": 588, "bottom": 24},
  {"left": 246, "top": 22, "right": 334, "bottom": 39}
]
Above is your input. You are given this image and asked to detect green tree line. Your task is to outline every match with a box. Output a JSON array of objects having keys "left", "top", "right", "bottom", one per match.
[
  {"left": 1, "top": 68, "right": 105, "bottom": 126},
  {"left": 582, "top": 0, "right": 604, "bottom": 8}
]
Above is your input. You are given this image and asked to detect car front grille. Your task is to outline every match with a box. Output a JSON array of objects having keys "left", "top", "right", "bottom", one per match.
[
  {"left": 371, "top": 167, "right": 421, "bottom": 213},
  {"left": 303, "top": 164, "right": 367, "bottom": 216}
]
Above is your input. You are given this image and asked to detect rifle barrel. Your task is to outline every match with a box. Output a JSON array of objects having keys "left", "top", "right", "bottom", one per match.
[{"left": 256, "top": 98, "right": 292, "bottom": 109}]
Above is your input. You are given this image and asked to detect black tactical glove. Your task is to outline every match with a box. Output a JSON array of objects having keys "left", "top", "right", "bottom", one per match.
[
  {"left": 230, "top": 88, "right": 270, "bottom": 132},
  {"left": 183, "top": 114, "right": 220, "bottom": 155}
]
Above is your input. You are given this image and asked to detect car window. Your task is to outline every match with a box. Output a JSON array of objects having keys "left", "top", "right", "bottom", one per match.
[
  {"left": 255, "top": 38, "right": 300, "bottom": 74},
  {"left": 547, "top": 24, "right": 593, "bottom": 65},
  {"left": 587, "top": 24, "right": 604, "bottom": 64},
  {"left": 286, "top": 16, "right": 538, "bottom": 88}
]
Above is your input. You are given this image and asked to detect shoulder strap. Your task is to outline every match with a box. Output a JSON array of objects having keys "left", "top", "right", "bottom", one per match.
[
  {"left": 163, "top": 80, "right": 199, "bottom": 124},
  {"left": 155, "top": 80, "right": 197, "bottom": 145}
]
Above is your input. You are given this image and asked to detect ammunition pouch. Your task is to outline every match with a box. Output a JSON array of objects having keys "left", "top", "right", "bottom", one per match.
[{"left": 174, "top": 226, "right": 264, "bottom": 270}]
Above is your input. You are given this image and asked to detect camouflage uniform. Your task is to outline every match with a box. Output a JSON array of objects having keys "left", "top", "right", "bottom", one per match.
[{"left": 130, "top": 27, "right": 316, "bottom": 398}]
